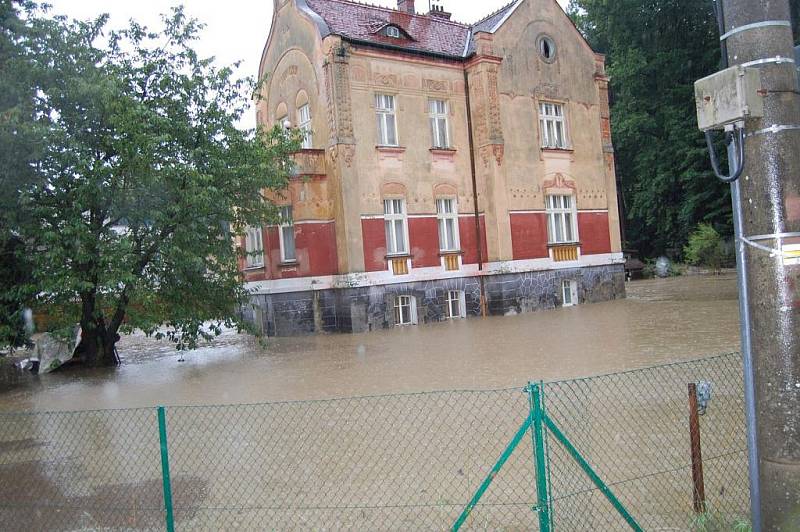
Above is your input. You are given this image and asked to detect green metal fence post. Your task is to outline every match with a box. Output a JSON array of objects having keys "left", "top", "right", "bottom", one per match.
[
  {"left": 452, "top": 415, "right": 532, "bottom": 531},
  {"left": 543, "top": 416, "right": 643, "bottom": 532},
  {"left": 157, "top": 406, "right": 176, "bottom": 532},
  {"left": 528, "top": 381, "right": 552, "bottom": 532}
]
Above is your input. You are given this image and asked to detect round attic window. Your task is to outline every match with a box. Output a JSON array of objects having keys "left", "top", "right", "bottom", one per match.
[{"left": 537, "top": 35, "right": 557, "bottom": 62}]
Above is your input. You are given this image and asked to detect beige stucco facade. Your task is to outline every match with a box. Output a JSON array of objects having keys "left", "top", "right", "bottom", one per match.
[
  {"left": 257, "top": 0, "right": 621, "bottom": 270},
  {"left": 243, "top": 0, "right": 625, "bottom": 336}
]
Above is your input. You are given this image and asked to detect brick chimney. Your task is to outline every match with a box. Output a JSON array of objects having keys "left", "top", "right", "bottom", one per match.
[
  {"left": 397, "top": 0, "right": 415, "bottom": 14},
  {"left": 429, "top": 3, "right": 452, "bottom": 20}
]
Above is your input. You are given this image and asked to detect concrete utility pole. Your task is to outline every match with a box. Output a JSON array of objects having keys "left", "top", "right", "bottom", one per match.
[{"left": 721, "top": 1, "right": 800, "bottom": 529}]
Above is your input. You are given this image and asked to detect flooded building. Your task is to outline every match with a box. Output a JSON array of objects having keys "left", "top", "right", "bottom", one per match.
[{"left": 243, "top": 0, "right": 625, "bottom": 335}]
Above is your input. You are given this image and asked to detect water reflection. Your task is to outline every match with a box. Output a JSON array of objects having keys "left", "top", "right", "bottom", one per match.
[{"left": 0, "top": 275, "right": 740, "bottom": 412}]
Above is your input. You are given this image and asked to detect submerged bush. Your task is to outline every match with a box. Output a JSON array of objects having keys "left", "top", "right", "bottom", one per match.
[{"left": 684, "top": 224, "right": 732, "bottom": 271}]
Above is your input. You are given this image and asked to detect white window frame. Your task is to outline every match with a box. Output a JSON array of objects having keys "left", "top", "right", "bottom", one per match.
[
  {"left": 376, "top": 94, "right": 398, "bottom": 146},
  {"left": 546, "top": 194, "right": 578, "bottom": 244},
  {"left": 562, "top": 280, "right": 578, "bottom": 307},
  {"left": 445, "top": 290, "right": 466, "bottom": 319},
  {"left": 384, "top": 199, "right": 409, "bottom": 256},
  {"left": 538, "top": 35, "right": 557, "bottom": 62},
  {"left": 386, "top": 26, "right": 401, "bottom": 38},
  {"left": 429, "top": 99, "right": 450, "bottom": 149},
  {"left": 278, "top": 206, "right": 296, "bottom": 263},
  {"left": 244, "top": 226, "right": 264, "bottom": 268},
  {"left": 276, "top": 115, "right": 288, "bottom": 130},
  {"left": 394, "top": 295, "right": 417, "bottom": 326},
  {"left": 297, "top": 104, "right": 312, "bottom": 149},
  {"left": 539, "top": 102, "right": 569, "bottom": 149},
  {"left": 436, "top": 198, "right": 460, "bottom": 252}
]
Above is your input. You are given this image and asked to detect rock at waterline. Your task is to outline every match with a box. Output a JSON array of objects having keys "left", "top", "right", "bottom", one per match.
[
  {"left": 32, "top": 329, "right": 81, "bottom": 374},
  {"left": 655, "top": 256, "right": 671, "bottom": 278}
]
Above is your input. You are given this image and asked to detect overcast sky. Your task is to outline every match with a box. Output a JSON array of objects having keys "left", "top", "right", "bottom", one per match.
[{"left": 45, "top": 1, "right": 570, "bottom": 129}]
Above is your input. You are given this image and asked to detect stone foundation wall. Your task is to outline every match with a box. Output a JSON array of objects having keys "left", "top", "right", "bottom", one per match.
[{"left": 242, "top": 264, "right": 625, "bottom": 336}]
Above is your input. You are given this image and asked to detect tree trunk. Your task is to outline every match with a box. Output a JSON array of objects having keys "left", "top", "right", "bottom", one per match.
[
  {"left": 99, "top": 336, "right": 119, "bottom": 366},
  {"left": 79, "top": 292, "right": 121, "bottom": 367},
  {"left": 79, "top": 329, "right": 120, "bottom": 367}
]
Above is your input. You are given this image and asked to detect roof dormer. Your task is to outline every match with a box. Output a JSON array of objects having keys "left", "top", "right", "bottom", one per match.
[
  {"left": 380, "top": 24, "right": 410, "bottom": 40},
  {"left": 385, "top": 25, "right": 401, "bottom": 38}
]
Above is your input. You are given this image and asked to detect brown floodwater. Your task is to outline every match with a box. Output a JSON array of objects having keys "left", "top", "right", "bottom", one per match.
[{"left": 0, "top": 274, "right": 741, "bottom": 412}]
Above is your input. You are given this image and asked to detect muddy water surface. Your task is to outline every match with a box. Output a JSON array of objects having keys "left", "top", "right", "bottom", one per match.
[{"left": 0, "top": 275, "right": 741, "bottom": 412}]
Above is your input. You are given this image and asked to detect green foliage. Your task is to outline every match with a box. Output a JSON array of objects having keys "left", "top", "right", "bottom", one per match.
[
  {"left": 568, "top": 0, "right": 733, "bottom": 258},
  {"left": 0, "top": 0, "right": 41, "bottom": 220},
  {"left": 0, "top": 236, "right": 32, "bottom": 351},
  {"left": 9, "top": 5, "right": 299, "bottom": 364},
  {"left": 683, "top": 223, "right": 730, "bottom": 270},
  {"left": 691, "top": 508, "right": 751, "bottom": 532},
  {"left": 0, "top": 0, "right": 41, "bottom": 349}
]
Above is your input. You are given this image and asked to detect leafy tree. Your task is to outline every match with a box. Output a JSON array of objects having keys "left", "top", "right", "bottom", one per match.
[
  {"left": 0, "top": 0, "right": 40, "bottom": 216},
  {"left": 684, "top": 223, "right": 728, "bottom": 271},
  {"left": 14, "top": 7, "right": 299, "bottom": 365},
  {"left": 0, "top": 236, "right": 32, "bottom": 351},
  {"left": 0, "top": 0, "right": 40, "bottom": 350},
  {"left": 568, "top": 0, "right": 732, "bottom": 258}
]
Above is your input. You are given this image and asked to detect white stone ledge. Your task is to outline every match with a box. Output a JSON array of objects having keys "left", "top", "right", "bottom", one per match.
[{"left": 246, "top": 253, "right": 624, "bottom": 295}]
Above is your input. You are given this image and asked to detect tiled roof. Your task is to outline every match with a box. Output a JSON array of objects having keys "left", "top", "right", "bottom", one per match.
[
  {"left": 304, "top": 0, "right": 507, "bottom": 58},
  {"left": 466, "top": 1, "right": 520, "bottom": 55},
  {"left": 472, "top": 1, "right": 520, "bottom": 34}
]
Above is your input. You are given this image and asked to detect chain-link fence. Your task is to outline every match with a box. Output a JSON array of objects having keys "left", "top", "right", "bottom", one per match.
[
  {"left": 541, "top": 353, "right": 749, "bottom": 531},
  {"left": 0, "top": 353, "right": 749, "bottom": 530}
]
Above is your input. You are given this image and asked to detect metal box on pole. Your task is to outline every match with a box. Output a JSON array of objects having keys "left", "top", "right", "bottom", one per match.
[{"left": 694, "top": 66, "right": 764, "bottom": 131}]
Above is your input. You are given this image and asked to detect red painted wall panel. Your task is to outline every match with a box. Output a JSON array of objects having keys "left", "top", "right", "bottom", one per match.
[
  {"left": 264, "top": 226, "right": 288, "bottom": 278},
  {"left": 239, "top": 222, "right": 338, "bottom": 280},
  {"left": 459, "top": 215, "right": 488, "bottom": 265},
  {"left": 296, "top": 222, "right": 339, "bottom": 276},
  {"left": 578, "top": 212, "right": 612, "bottom": 255},
  {"left": 409, "top": 217, "right": 440, "bottom": 268},
  {"left": 259, "top": 222, "right": 339, "bottom": 279},
  {"left": 362, "top": 218, "right": 387, "bottom": 272},
  {"left": 510, "top": 212, "right": 549, "bottom": 260}
]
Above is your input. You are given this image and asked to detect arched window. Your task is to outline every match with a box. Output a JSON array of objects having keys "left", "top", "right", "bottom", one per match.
[
  {"left": 297, "top": 104, "right": 312, "bottom": 148},
  {"left": 275, "top": 102, "right": 289, "bottom": 129},
  {"left": 295, "top": 91, "right": 312, "bottom": 148}
]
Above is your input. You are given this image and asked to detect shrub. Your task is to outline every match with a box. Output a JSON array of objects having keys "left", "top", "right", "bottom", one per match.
[
  {"left": 691, "top": 509, "right": 751, "bottom": 532},
  {"left": 684, "top": 224, "right": 730, "bottom": 271}
]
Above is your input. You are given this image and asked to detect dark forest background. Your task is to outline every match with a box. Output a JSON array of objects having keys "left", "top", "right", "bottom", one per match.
[{"left": 568, "top": 0, "right": 800, "bottom": 257}]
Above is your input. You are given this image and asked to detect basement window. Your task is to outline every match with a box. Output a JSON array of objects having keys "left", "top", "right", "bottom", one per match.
[
  {"left": 562, "top": 280, "right": 578, "bottom": 307},
  {"left": 445, "top": 290, "right": 466, "bottom": 319},
  {"left": 394, "top": 295, "right": 417, "bottom": 325}
]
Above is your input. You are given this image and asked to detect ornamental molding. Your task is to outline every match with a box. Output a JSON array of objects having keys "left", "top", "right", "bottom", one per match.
[
  {"left": 373, "top": 73, "right": 398, "bottom": 88},
  {"left": 424, "top": 79, "right": 449, "bottom": 92},
  {"left": 543, "top": 173, "right": 577, "bottom": 191},
  {"left": 279, "top": 65, "right": 299, "bottom": 83},
  {"left": 534, "top": 83, "right": 559, "bottom": 99},
  {"left": 382, "top": 182, "right": 407, "bottom": 197}
]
